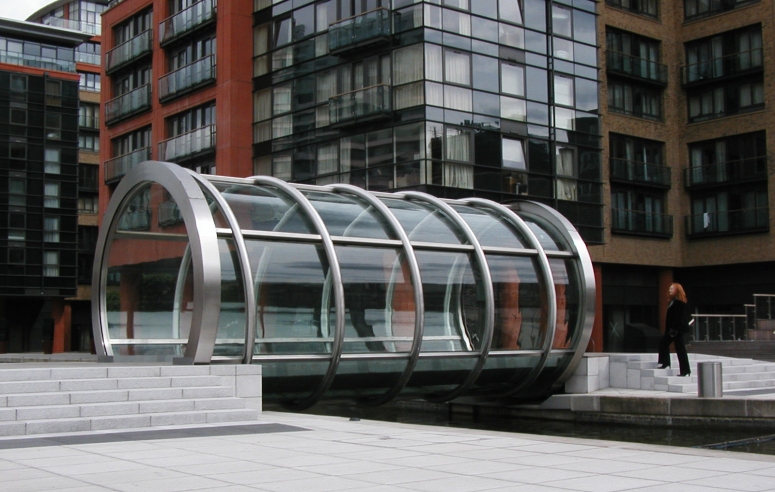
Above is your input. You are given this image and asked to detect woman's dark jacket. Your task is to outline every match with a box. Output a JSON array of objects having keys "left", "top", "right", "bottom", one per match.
[{"left": 665, "top": 299, "right": 688, "bottom": 335}]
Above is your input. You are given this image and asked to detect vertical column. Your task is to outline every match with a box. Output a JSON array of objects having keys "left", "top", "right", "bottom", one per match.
[
  {"left": 587, "top": 263, "right": 604, "bottom": 352},
  {"left": 51, "top": 298, "right": 72, "bottom": 353}
]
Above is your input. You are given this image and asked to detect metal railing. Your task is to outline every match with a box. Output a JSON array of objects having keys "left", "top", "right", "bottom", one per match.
[
  {"left": 329, "top": 84, "right": 391, "bottom": 125},
  {"left": 0, "top": 52, "right": 75, "bottom": 73},
  {"left": 329, "top": 7, "right": 393, "bottom": 53},
  {"left": 606, "top": 51, "right": 668, "bottom": 84},
  {"left": 105, "top": 84, "right": 152, "bottom": 125},
  {"left": 76, "top": 51, "right": 101, "bottom": 65},
  {"left": 159, "top": 55, "right": 215, "bottom": 101},
  {"left": 79, "top": 114, "right": 100, "bottom": 130},
  {"left": 160, "top": 0, "right": 217, "bottom": 46},
  {"left": 611, "top": 208, "right": 673, "bottom": 237},
  {"left": 686, "top": 206, "right": 768, "bottom": 236},
  {"left": 158, "top": 125, "right": 216, "bottom": 162},
  {"left": 105, "top": 147, "right": 151, "bottom": 183},
  {"left": 106, "top": 29, "right": 152, "bottom": 74},
  {"left": 610, "top": 158, "right": 671, "bottom": 187},
  {"left": 40, "top": 17, "right": 101, "bottom": 35},
  {"left": 684, "top": 157, "right": 767, "bottom": 188},
  {"left": 691, "top": 314, "right": 747, "bottom": 341},
  {"left": 682, "top": 48, "right": 763, "bottom": 85}
]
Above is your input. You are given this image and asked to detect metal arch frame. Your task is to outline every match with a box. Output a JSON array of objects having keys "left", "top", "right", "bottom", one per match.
[
  {"left": 91, "top": 161, "right": 222, "bottom": 364},
  {"left": 462, "top": 198, "right": 558, "bottom": 398},
  {"left": 401, "top": 191, "right": 495, "bottom": 403},
  {"left": 329, "top": 184, "right": 425, "bottom": 406},
  {"left": 507, "top": 200, "right": 596, "bottom": 390},
  {"left": 250, "top": 176, "right": 346, "bottom": 410},
  {"left": 190, "top": 173, "right": 257, "bottom": 364}
]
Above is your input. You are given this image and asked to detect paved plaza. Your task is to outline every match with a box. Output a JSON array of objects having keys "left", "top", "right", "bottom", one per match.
[{"left": 2, "top": 410, "right": 775, "bottom": 492}]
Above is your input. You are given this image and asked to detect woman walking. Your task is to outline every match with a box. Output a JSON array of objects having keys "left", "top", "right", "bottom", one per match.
[{"left": 657, "top": 282, "right": 691, "bottom": 376}]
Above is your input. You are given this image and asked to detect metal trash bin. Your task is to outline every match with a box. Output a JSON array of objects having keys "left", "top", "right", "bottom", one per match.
[{"left": 698, "top": 361, "right": 723, "bottom": 398}]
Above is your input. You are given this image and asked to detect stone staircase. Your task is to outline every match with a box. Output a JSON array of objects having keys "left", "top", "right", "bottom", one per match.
[
  {"left": 610, "top": 353, "right": 775, "bottom": 394},
  {"left": 0, "top": 364, "right": 262, "bottom": 437}
]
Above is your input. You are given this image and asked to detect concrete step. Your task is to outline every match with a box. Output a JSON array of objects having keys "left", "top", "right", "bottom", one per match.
[
  {"left": 0, "top": 375, "right": 228, "bottom": 394},
  {"left": 3, "top": 385, "right": 235, "bottom": 407},
  {"left": 0, "top": 408, "right": 261, "bottom": 437}
]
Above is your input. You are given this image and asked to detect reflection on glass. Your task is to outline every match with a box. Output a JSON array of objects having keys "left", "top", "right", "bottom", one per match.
[
  {"left": 381, "top": 198, "right": 466, "bottom": 244},
  {"left": 304, "top": 191, "right": 392, "bottom": 239},
  {"left": 106, "top": 183, "right": 190, "bottom": 356},
  {"left": 336, "top": 246, "right": 415, "bottom": 353},
  {"left": 217, "top": 183, "right": 314, "bottom": 233},
  {"left": 416, "top": 251, "right": 483, "bottom": 352},
  {"left": 251, "top": 241, "right": 332, "bottom": 354},
  {"left": 216, "top": 239, "right": 246, "bottom": 356},
  {"left": 452, "top": 204, "right": 527, "bottom": 248},
  {"left": 551, "top": 259, "right": 580, "bottom": 349},
  {"left": 487, "top": 255, "right": 543, "bottom": 351}
]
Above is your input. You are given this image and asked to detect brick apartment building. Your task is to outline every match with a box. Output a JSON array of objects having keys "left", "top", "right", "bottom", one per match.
[{"left": 92, "top": 0, "right": 775, "bottom": 355}]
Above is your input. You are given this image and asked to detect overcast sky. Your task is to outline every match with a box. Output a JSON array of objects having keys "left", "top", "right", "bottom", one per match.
[{"left": 1, "top": 1, "right": 57, "bottom": 22}]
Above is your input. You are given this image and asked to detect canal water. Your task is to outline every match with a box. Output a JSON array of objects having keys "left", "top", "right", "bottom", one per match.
[{"left": 286, "top": 401, "right": 775, "bottom": 456}]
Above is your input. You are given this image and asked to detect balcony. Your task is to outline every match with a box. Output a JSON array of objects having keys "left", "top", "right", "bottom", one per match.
[
  {"left": 607, "top": 51, "right": 668, "bottom": 86},
  {"left": 684, "top": 157, "right": 767, "bottom": 188},
  {"left": 159, "top": 55, "right": 216, "bottom": 102},
  {"left": 106, "top": 29, "right": 152, "bottom": 74},
  {"left": 160, "top": 0, "right": 216, "bottom": 47},
  {"left": 158, "top": 125, "right": 216, "bottom": 162},
  {"left": 330, "top": 84, "right": 391, "bottom": 126},
  {"left": 0, "top": 51, "right": 75, "bottom": 73},
  {"left": 329, "top": 7, "right": 393, "bottom": 55},
  {"left": 686, "top": 207, "right": 769, "bottom": 237},
  {"left": 610, "top": 158, "right": 671, "bottom": 188},
  {"left": 105, "top": 84, "right": 152, "bottom": 126},
  {"left": 40, "top": 17, "right": 101, "bottom": 36},
  {"left": 105, "top": 147, "right": 151, "bottom": 184},
  {"left": 682, "top": 48, "right": 763, "bottom": 86},
  {"left": 76, "top": 51, "right": 100, "bottom": 65},
  {"left": 612, "top": 209, "right": 673, "bottom": 238}
]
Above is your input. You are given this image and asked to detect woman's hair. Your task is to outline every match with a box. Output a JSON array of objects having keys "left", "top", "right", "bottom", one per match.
[{"left": 671, "top": 283, "right": 687, "bottom": 303}]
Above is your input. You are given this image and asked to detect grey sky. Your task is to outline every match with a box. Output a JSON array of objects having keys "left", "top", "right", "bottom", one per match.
[{"left": 1, "top": 1, "right": 56, "bottom": 21}]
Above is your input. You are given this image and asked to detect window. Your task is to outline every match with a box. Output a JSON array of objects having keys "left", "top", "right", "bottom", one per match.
[
  {"left": 79, "top": 103, "right": 99, "bottom": 129},
  {"left": 10, "top": 107, "right": 26, "bottom": 125},
  {"left": 45, "top": 113, "right": 61, "bottom": 139},
  {"left": 501, "top": 63, "right": 525, "bottom": 97},
  {"left": 607, "top": 29, "right": 662, "bottom": 82},
  {"left": 498, "top": 0, "right": 523, "bottom": 25},
  {"left": 9, "top": 138, "right": 26, "bottom": 160},
  {"left": 687, "top": 131, "right": 766, "bottom": 186},
  {"left": 688, "top": 79, "right": 763, "bottom": 122},
  {"left": 8, "top": 229, "right": 25, "bottom": 241},
  {"left": 75, "top": 41, "right": 101, "bottom": 64},
  {"left": 684, "top": 26, "right": 762, "bottom": 83},
  {"left": 168, "top": 34, "right": 215, "bottom": 71},
  {"left": 114, "top": 8, "right": 152, "bottom": 44},
  {"left": 45, "top": 80, "right": 61, "bottom": 106},
  {"left": 44, "top": 182, "right": 60, "bottom": 208},
  {"left": 78, "top": 196, "right": 98, "bottom": 213},
  {"left": 685, "top": 0, "right": 759, "bottom": 21},
  {"left": 79, "top": 134, "right": 100, "bottom": 152},
  {"left": 10, "top": 74, "right": 27, "bottom": 92},
  {"left": 9, "top": 178, "right": 25, "bottom": 206},
  {"left": 606, "top": 0, "right": 658, "bottom": 18},
  {"left": 502, "top": 138, "right": 526, "bottom": 170},
  {"left": 43, "top": 251, "right": 59, "bottom": 277},
  {"left": 556, "top": 145, "right": 577, "bottom": 201},
  {"left": 79, "top": 72, "right": 100, "bottom": 91},
  {"left": 608, "top": 80, "right": 661, "bottom": 120},
  {"left": 113, "top": 127, "right": 151, "bottom": 156},
  {"left": 44, "top": 217, "right": 60, "bottom": 243},
  {"left": 45, "top": 148, "right": 61, "bottom": 174},
  {"left": 9, "top": 248, "right": 24, "bottom": 264},
  {"left": 114, "top": 66, "right": 150, "bottom": 96},
  {"left": 554, "top": 75, "right": 574, "bottom": 107}
]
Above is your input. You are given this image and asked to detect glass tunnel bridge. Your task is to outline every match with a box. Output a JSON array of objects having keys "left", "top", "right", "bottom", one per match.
[{"left": 92, "top": 162, "right": 594, "bottom": 409}]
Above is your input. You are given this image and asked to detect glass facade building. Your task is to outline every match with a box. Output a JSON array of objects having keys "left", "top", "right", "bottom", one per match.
[
  {"left": 252, "top": 0, "right": 604, "bottom": 244},
  {"left": 92, "top": 161, "right": 594, "bottom": 407}
]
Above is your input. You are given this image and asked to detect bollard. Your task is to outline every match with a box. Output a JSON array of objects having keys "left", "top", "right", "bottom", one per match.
[{"left": 698, "top": 361, "right": 723, "bottom": 398}]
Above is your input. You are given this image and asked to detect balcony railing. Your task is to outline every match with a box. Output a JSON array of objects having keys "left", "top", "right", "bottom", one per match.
[
  {"left": 611, "top": 209, "right": 673, "bottom": 237},
  {"left": 158, "top": 125, "right": 216, "bottom": 162},
  {"left": 76, "top": 51, "right": 100, "bottom": 65},
  {"left": 682, "top": 48, "right": 763, "bottom": 85},
  {"left": 684, "top": 157, "right": 767, "bottom": 188},
  {"left": 159, "top": 55, "right": 216, "bottom": 102},
  {"left": 685, "top": 0, "right": 760, "bottom": 22},
  {"left": 330, "top": 84, "right": 391, "bottom": 125},
  {"left": 610, "top": 158, "right": 671, "bottom": 187},
  {"left": 40, "top": 17, "right": 101, "bottom": 35},
  {"left": 329, "top": 7, "right": 393, "bottom": 54},
  {"left": 686, "top": 207, "right": 769, "bottom": 237},
  {"left": 105, "top": 147, "right": 151, "bottom": 183},
  {"left": 690, "top": 314, "right": 748, "bottom": 341},
  {"left": 606, "top": 51, "right": 668, "bottom": 85},
  {"left": 0, "top": 52, "right": 75, "bottom": 73},
  {"left": 106, "top": 29, "right": 152, "bottom": 74},
  {"left": 105, "top": 84, "right": 152, "bottom": 126},
  {"left": 160, "top": 0, "right": 217, "bottom": 46}
]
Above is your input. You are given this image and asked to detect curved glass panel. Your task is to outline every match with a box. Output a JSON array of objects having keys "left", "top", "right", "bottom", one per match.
[
  {"left": 488, "top": 255, "right": 545, "bottom": 351},
  {"left": 199, "top": 182, "right": 230, "bottom": 229},
  {"left": 215, "top": 239, "right": 247, "bottom": 356},
  {"left": 550, "top": 258, "right": 581, "bottom": 349},
  {"left": 336, "top": 246, "right": 416, "bottom": 354},
  {"left": 304, "top": 191, "right": 393, "bottom": 240},
  {"left": 250, "top": 240, "right": 333, "bottom": 354},
  {"left": 106, "top": 182, "right": 190, "bottom": 356},
  {"left": 472, "top": 354, "right": 543, "bottom": 393},
  {"left": 380, "top": 198, "right": 466, "bottom": 244},
  {"left": 520, "top": 215, "right": 569, "bottom": 252},
  {"left": 415, "top": 251, "right": 484, "bottom": 352},
  {"left": 451, "top": 205, "right": 528, "bottom": 249},
  {"left": 216, "top": 183, "right": 315, "bottom": 234}
]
